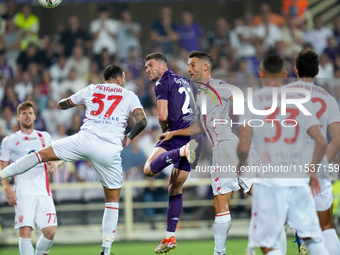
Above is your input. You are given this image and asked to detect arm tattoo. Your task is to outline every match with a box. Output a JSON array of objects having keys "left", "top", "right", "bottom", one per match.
[
  {"left": 128, "top": 108, "right": 147, "bottom": 140},
  {"left": 58, "top": 98, "right": 75, "bottom": 110}
]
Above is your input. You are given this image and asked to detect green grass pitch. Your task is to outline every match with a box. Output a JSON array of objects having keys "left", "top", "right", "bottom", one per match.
[{"left": 0, "top": 238, "right": 302, "bottom": 255}]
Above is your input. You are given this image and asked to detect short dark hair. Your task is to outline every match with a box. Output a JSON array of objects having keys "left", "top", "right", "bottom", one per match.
[
  {"left": 261, "top": 54, "right": 285, "bottom": 74},
  {"left": 103, "top": 65, "right": 124, "bottom": 81},
  {"left": 144, "top": 52, "right": 167, "bottom": 64},
  {"left": 17, "top": 101, "right": 34, "bottom": 115},
  {"left": 188, "top": 51, "right": 213, "bottom": 65},
  {"left": 295, "top": 49, "right": 319, "bottom": 78}
]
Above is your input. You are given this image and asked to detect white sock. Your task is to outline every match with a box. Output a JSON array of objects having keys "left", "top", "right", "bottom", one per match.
[
  {"left": 179, "top": 145, "right": 186, "bottom": 157},
  {"left": 19, "top": 237, "right": 34, "bottom": 255},
  {"left": 214, "top": 212, "right": 231, "bottom": 254},
  {"left": 0, "top": 153, "right": 41, "bottom": 179},
  {"left": 280, "top": 226, "right": 287, "bottom": 254},
  {"left": 102, "top": 202, "right": 119, "bottom": 254},
  {"left": 322, "top": 229, "right": 340, "bottom": 255},
  {"left": 304, "top": 239, "right": 330, "bottom": 255},
  {"left": 35, "top": 235, "right": 53, "bottom": 255},
  {"left": 266, "top": 250, "right": 283, "bottom": 255},
  {"left": 165, "top": 231, "right": 175, "bottom": 239}
]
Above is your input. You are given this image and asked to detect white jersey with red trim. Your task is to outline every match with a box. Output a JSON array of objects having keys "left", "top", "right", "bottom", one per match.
[
  {"left": 241, "top": 87, "right": 321, "bottom": 187},
  {"left": 70, "top": 83, "right": 143, "bottom": 145},
  {"left": 0, "top": 130, "right": 52, "bottom": 196},
  {"left": 195, "top": 78, "right": 238, "bottom": 147},
  {"left": 284, "top": 81, "right": 340, "bottom": 176}
]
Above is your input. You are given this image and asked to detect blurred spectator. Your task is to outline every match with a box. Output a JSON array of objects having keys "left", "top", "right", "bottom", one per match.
[
  {"left": 36, "top": 36, "right": 58, "bottom": 70},
  {"left": 0, "top": 76, "right": 7, "bottom": 102},
  {"left": 177, "top": 10, "right": 203, "bottom": 52},
  {"left": 60, "top": 15, "right": 91, "bottom": 57},
  {"left": 0, "top": 105, "right": 14, "bottom": 136},
  {"left": 52, "top": 123, "right": 67, "bottom": 141},
  {"left": 121, "top": 139, "right": 146, "bottom": 199},
  {"left": 150, "top": 6, "right": 179, "bottom": 56},
  {"left": 85, "top": 61, "right": 101, "bottom": 85},
  {"left": 41, "top": 99, "right": 60, "bottom": 135},
  {"left": 332, "top": 16, "right": 340, "bottom": 45},
  {"left": 280, "top": 15, "right": 304, "bottom": 57},
  {"left": 0, "top": 18, "right": 21, "bottom": 73},
  {"left": 124, "top": 69, "right": 137, "bottom": 93},
  {"left": 33, "top": 104, "right": 46, "bottom": 131},
  {"left": 14, "top": 71, "right": 33, "bottom": 102},
  {"left": 212, "top": 54, "right": 230, "bottom": 80},
  {"left": 117, "top": 9, "right": 141, "bottom": 61},
  {"left": 207, "top": 17, "right": 238, "bottom": 66},
  {"left": 16, "top": 43, "right": 39, "bottom": 81},
  {"left": 175, "top": 48, "right": 190, "bottom": 75},
  {"left": 97, "top": 48, "right": 114, "bottom": 71},
  {"left": 121, "top": 47, "right": 144, "bottom": 79},
  {"left": 323, "top": 37, "right": 340, "bottom": 61},
  {"left": 49, "top": 54, "right": 70, "bottom": 84},
  {"left": 233, "top": 59, "right": 257, "bottom": 92},
  {"left": 0, "top": 50, "right": 13, "bottom": 79},
  {"left": 316, "top": 53, "right": 334, "bottom": 87},
  {"left": 1, "top": 85, "right": 18, "bottom": 111},
  {"left": 253, "top": 2, "right": 286, "bottom": 27},
  {"left": 13, "top": 4, "right": 40, "bottom": 50},
  {"left": 59, "top": 68, "right": 87, "bottom": 96},
  {"left": 305, "top": 17, "right": 334, "bottom": 55},
  {"left": 90, "top": 6, "right": 119, "bottom": 60},
  {"left": 233, "top": 14, "right": 258, "bottom": 59},
  {"left": 255, "top": 13, "right": 282, "bottom": 51},
  {"left": 37, "top": 69, "right": 52, "bottom": 97},
  {"left": 66, "top": 45, "right": 90, "bottom": 80},
  {"left": 66, "top": 113, "right": 83, "bottom": 136},
  {"left": 27, "top": 61, "right": 41, "bottom": 85},
  {"left": 1, "top": 0, "right": 16, "bottom": 21}
]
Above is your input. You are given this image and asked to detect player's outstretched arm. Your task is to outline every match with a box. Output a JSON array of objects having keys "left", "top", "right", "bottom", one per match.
[
  {"left": 307, "top": 125, "right": 327, "bottom": 196},
  {"left": 159, "top": 121, "right": 204, "bottom": 142},
  {"left": 0, "top": 161, "right": 17, "bottom": 206},
  {"left": 157, "top": 99, "right": 168, "bottom": 132},
  {"left": 326, "top": 123, "right": 340, "bottom": 163},
  {"left": 57, "top": 97, "right": 77, "bottom": 110},
  {"left": 123, "top": 108, "right": 147, "bottom": 147}
]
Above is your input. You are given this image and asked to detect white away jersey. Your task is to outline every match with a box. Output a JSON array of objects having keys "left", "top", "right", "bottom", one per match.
[
  {"left": 196, "top": 78, "right": 238, "bottom": 147},
  {"left": 0, "top": 130, "right": 52, "bottom": 196},
  {"left": 241, "top": 87, "right": 321, "bottom": 187},
  {"left": 70, "top": 83, "right": 143, "bottom": 145},
  {"left": 284, "top": 81, "right": 340, "bottom": 176}
]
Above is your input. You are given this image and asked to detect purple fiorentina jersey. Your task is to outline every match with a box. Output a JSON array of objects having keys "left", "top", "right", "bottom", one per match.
[{"left": 155, "top": 70, "right": 197, "bottom": 131}]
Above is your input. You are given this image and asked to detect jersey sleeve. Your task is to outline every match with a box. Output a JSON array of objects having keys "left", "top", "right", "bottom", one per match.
[
  {"left": 129, "top": 92, "right": 144, "bottom": 113},
  {"left": 0, "top": 137, "right": 11, "bottom": 162},
  {"left": 69, "top": 86, "right": 91, "bottom": 105},
  {"left": 155, "top": 79, "right": 169, "bottom": 101}
]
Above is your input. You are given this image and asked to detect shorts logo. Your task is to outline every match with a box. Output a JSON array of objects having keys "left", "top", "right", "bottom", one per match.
[
  {"left": 19, "top": 215, "right": 23, "bottom": 223},
  {"left": 16, "top": 142, "right": 20, "bottom": 146}
]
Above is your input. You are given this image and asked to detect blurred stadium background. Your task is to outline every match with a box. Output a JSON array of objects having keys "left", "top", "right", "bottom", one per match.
[{"left": 0, "top": 0, "right": 340, "bottom": 254}]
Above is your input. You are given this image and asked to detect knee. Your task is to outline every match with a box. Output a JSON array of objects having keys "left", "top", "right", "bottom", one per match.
[{"left": 43, "top": 227, "right": 56, "bottom": 240}]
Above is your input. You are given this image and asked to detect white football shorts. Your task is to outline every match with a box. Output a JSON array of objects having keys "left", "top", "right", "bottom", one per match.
[
  {"left": 15, "top": 194, "right": 57, "bottom": 231},
  {"left": 52, "top": 131, "right": 123, "bottom": 189},
  {"left": 249, "top": 184, "right": 322, "bottom": 249},
  {"left": 314, "top": 177, "right": 333, "bottom": 211},
  {"left": 211, "top": 140, "right": 253, "bottom": 196}
]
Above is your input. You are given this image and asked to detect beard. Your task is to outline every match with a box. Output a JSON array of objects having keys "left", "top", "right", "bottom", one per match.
[{"left": 21, "top": 122, "right": 33, "bottom": 130}]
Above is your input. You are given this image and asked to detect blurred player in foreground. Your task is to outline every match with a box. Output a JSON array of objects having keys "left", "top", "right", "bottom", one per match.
[
  {"left": 1, "top": 101, "right": 59, "bottom": 255},
  {"left": 237, "top": 54, "right": 329, "bottom": 255},
  {"left": 284, "top": 49, "right": 340, "bottom": 255},
  {"left": 144, "top": 52, "right": 204, "bottom": 254},
  {"left": 0, "top": 65, "right": 147, "bottom": 255},
  {"left": 160, "top": 51, "right": 253, "bottom": 255}
]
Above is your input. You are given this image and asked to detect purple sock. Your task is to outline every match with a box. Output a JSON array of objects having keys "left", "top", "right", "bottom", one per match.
[
  {"left": 150, "top": 149, "right": 181, "bottom": 174},
  {"left": 166, "top": 194, "right": 183, "bottom": 232}
]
